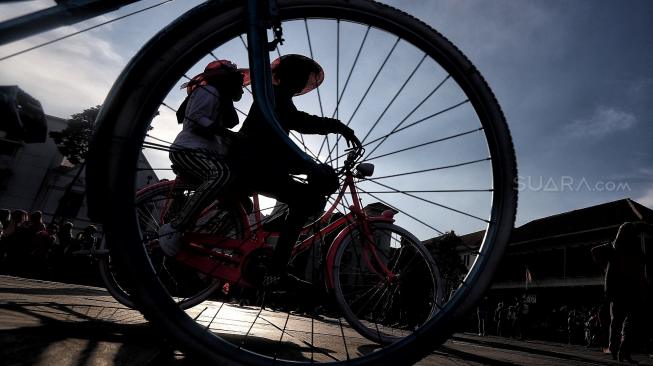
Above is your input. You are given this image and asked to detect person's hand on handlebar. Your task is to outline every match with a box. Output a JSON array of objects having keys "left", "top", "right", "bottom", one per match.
[{"left": 340, "top": 125, "right": 362, "bottom": 151}]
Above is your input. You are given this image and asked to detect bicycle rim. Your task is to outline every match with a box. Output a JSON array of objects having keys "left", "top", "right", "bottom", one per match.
[
  {"left": 333, "top": 222, "right": 443, "bottom": 344},
  {"left": 87, "top": 0, "right": 517, "bottom": 364}
]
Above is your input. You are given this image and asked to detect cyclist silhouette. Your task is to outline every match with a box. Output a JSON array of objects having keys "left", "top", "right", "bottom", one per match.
[
  {"left": 235, "top": 54, "right": 361, "bottom": 287},
  {"left": 159, "top": 60, "right": 248, "bottom": 255},
  {"left": 161, "top": 55, "right": 361, "bottom": 288}
]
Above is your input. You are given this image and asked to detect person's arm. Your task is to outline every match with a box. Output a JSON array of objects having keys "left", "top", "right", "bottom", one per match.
[{"left": 280, "top": 101, "right": 361, "bottom": 148}]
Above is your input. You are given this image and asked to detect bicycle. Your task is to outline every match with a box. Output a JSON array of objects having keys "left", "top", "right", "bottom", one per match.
[
  {"left": 1, "top": 0, "right": 517, "bottom": 364},
  {"left": 132, "top": 146, "right": 443, "bottom": 344}
]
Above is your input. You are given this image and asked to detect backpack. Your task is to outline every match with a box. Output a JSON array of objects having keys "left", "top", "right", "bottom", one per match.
[{"left": 176, "top": 96, "right": 189, "bottom": 124}]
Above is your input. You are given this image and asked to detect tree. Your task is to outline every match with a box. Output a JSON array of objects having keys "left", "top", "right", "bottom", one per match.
[{"left": 49, "top": 105, "right": 100, "bottom": 165}]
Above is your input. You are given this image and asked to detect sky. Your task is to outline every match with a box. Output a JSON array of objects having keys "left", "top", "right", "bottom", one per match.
[{"left": 1, "top": 0, "right": 652, "bottom": 240}]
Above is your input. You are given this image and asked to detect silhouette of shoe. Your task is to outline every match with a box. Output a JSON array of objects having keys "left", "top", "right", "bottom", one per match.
[{"left": 158, "top": 223, "right": 183, "bottom": 256}]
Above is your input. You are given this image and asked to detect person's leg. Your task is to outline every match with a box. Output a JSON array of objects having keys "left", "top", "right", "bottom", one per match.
[
  {"left": 265, "top": 178, "right": 328, "bottom": 277},
  {"left": 609, "top": 301, "right": 625, "bottom": 358},
  {"left": 170, "top": 150, "right": 232, "bottom": 228},
  {"left": 618, "top": 303, "right": 635, "bottom": 362},
  {"left": 159, "top": 150, "right": 232, "bottom": 256},
  {"left": 478, "top": 314, "right": 482, "bottom": 336}
]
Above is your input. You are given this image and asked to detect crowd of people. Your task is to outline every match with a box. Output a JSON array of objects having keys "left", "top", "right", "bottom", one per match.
[
  {"left": 0, "top": 208, "right": 99, "bottom": 280},
  {"left": 472, "top": 222, "right": 652, "bottom": 363},
  {"left": 477, "top": 299, "right": 608, "bottom": 347},
  {"left": 476, "top": 296, "right": 531, "bottom": 340}
]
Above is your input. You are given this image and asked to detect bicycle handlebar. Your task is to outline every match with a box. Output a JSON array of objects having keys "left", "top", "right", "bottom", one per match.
[{"left": 341, "top": 146, "right": 365, "bottom": 173}]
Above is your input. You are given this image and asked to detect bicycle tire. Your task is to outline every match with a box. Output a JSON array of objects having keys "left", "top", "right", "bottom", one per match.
[
  {"left": 97, "top": 239, "right": 137, "bottom": 308},
  {"left": 332, "top": 222, "right": 443, "bottom": 344},
  {"left": 97, "top": 181, "right": 225, "bottom": 310},
  {"left": 87, "top": 0, "right": 517, "bottom": 364}
]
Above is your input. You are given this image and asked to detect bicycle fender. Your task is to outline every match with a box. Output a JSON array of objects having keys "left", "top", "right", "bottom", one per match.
[{"left": 324, "top": 216, "right": 394, "bottom": 289}]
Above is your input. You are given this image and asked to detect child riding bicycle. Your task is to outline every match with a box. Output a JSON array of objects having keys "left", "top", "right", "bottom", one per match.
[{"left": 160, "top": 54, "right": 361, "bottom": 289}]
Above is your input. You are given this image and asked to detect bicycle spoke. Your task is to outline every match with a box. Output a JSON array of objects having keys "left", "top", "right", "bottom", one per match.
[
  {"left": 326, "top": 99, "right": 472, "bottom": 165},
  {"left": 337, "top": 317, "right": 351, "bottom": 361},
  {"left": 365, "top": 127, "right": 483, "bottom": 162},
  {"left": 364, "top": 178, "right": 490, "bottom": 223},
  {"left": 369, "top": 157, "right": 490, "bottom": 180},
  {"left": 273, "top": 312, "right": 292, "bottom": 361},
  {"left": 0, "top": 0, "right": 175, "bottom": 62},
  {"left": 364, "top": 98, "right": 471, "bottom": 160},
  {"left": 357, "top": 188, "right": 444, "bottom": 235},
  {"left": 362, "top": 74, "right": 451, "bottom": 159},
  {"left": 326, "top": 37, "right": 401, "bottom": 158},
  {"left": 290, "top": 131, "right": 313, "bottom": 156},
  {"left": 304, "top": 19, "right": 325, "bottom": 119},
  {"left": 334, "top": 19, "right": 341, "bottom": 167},
  {"left": 360, "top": 53, "right": 427, "bottom": 144},
  {"left": 317, "top": 25, "right": 372, "bottom": 158},
  {"left": 361, "top": 189, "right": 492, "bottom": 193}
]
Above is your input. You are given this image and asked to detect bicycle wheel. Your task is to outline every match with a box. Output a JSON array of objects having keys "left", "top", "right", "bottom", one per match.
[
  {"left": 97, "top": 238, "right": 136, "bottom": 308},
  {"left": 333, "top": 222, "right": 442, "bottom": 344},
  {"left": 87, "top": 0, "right": 517, "bottom": 364},
  {"left": 99, "top": 181, "right": 234, "bottom": 310}
]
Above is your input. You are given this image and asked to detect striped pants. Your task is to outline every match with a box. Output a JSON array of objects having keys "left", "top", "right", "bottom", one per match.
[{"left": 169, "top": 149, "right": 231, "bottom": 229}]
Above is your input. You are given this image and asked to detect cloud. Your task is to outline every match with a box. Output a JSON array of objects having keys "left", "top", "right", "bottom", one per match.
[
  {"left": 0, "top": 22, "right": 124, "bottom": 118},
  {"left": 564, "top": 106, "right": 637, "bottom": 139},
  {"left": 0, "top": 1, "right": 53, "bottom": 22},
  {"left": 636, "top": 185, "right": 653, "bottom": 209}
]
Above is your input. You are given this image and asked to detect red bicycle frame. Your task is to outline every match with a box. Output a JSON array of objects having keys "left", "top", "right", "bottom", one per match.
[{"left": 143, "top": 171, "right": 397, "bottom": 289}]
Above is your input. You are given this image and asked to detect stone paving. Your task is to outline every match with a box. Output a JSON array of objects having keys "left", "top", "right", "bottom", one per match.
[{"left": 2, "top": 275, "right": 652, "bottom": 365}]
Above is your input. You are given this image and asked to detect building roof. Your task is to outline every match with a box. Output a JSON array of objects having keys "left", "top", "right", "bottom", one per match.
[
  {"left": 453, "top": 198, "right": 653, "bottom": 250},
  {"left": 511, "top": 198, "right": 653, "bottom": 245}
]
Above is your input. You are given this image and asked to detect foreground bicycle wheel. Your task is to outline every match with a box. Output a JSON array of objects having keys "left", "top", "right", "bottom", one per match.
[{"left": 87, "top": 0, "right": 517, "bottom": 364}]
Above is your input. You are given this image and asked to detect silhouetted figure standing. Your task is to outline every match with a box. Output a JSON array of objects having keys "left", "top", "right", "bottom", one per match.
[
  {"left": 592, "top": 222, "right": 649, "bottom": 363},
  {"left": 476, "top": 296, "right": 489, "bottom": 336},
  {"left": 494, "top": 301, "right": 506, "bottom": 336}
]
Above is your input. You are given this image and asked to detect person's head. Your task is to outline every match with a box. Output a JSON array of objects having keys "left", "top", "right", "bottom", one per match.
[
  {"left": 183, "top": 60, "right": 249, "bottom": 101},
  {"left": 62, "top": 221, "right": 73, "bottom": 231},
  {"left": 29, "top": 210, "right": 43, "bottom": 224},
  {"left": 10, "top": 209, "right": 27, "bottom": 225},
  {"left": 84, "top": 224, "right": 98, "bottom": 234},
  {"left": 47, "top": 223, "right": 59, "bottom": 235},
  {"left": 0, "top": 209, "right": 10, "bottom": 225},
  {"left": 613, "top": 221, "right": 639, "bottom": 252},
  {"left": 271, "top": 54, "right": 324, "bottom": 96}
]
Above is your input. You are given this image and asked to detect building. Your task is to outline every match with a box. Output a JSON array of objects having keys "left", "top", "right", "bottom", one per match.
[
  {"left": 456, "top": 198, "right": 652, "bottom": 304},
  {"left": 0, "top": 114, "right": 158, "bottom": 229},
  {"left": 453, "top": 198, "right": 653, "bottom": 340}
]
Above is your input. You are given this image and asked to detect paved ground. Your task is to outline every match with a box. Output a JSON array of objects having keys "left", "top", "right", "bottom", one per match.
[{"left": 1, "top": 275, "right": 652, "bottom": 365}]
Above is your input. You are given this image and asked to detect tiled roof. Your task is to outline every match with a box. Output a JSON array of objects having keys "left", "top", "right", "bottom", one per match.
[
  {"left": 452, "top": 198, "right": 652, "bottom": 249},
  {"left": 511, "top": 198, "right": 652, "bottom": 244}
]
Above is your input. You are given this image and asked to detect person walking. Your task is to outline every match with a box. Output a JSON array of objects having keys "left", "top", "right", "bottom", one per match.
[
  {"left": 495, "top": 301, "right": 506, "bottom": 336},
  {"left": 477, "top": 296, "right": 489, "bottom": 336},
  {"left": 592, "top": 222, "right": 650, "bottom": 363}
]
